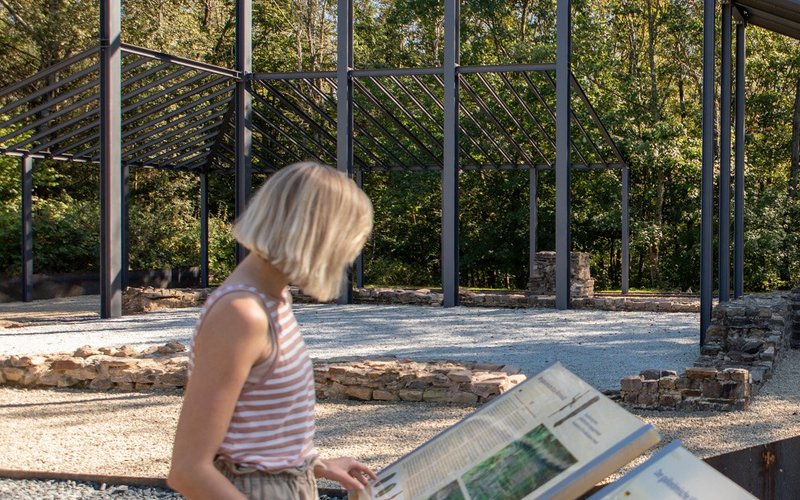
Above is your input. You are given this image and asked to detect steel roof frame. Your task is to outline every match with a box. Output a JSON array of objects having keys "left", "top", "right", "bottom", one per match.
[{"left": 3, "top": 0, "right": 632, "bottom": 322}]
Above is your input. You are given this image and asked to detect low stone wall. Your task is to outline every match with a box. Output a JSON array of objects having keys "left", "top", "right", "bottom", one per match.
[
  {"left": 619, "top": 290, "right": 796, "bottom": 411},
  {"left": 123, "top": 287, "right": 211, "bottom": 314},
  {"left": 620, "top": 367, "right": 750, "bottom": 411},
  {"left": 0, "top": 343, "right": 524, "bottom": 404},
  {"left": 0, "top": 342, "right": 188, "bottom": 391},
  {"left": 701, "top": 292, "right": 790, "bottom": 385},
  {"left": 121, "top": 286, "right": 699, "bottom": 315},
  {"left": 314, "top": 358, "right": 525, "bottom": 404},
  {"left": 527, "top": 251, "right": 594, "bottom": 298}
]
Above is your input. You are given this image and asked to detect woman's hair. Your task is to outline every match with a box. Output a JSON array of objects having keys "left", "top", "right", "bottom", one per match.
[{"left": 233, "top": 162, "right": 373, "bottom": 302}]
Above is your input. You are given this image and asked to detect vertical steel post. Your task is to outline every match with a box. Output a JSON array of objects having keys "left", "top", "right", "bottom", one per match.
[
  {"left": 622, "top": 165, "right": 630, "bottom": 294},
  {"left": 355, "top": 168, "right": 365, "bottom": 289},
  {"left": 734, "top": 21, "right": 746, "bottom": 299},
  {"left": 555, "top": 0, "right": 572, "bottom": 309},
  {"left": 700, "top": 0, "right": 717, "bottom": 343},
  {"left": 21, "top": 156, "right": 33, "bottom": 302},
  {"left": 235, "top": 0, "right": 252, "bottom": 264},
  {"left": 529, "top": 167, "right": 538, "bottom": 288},
  {"left": 442, "top": 0, "right": 460, "bottom": 307},
  {"left": 100, "top": 0, "right": 122, "bottom": 318},
  {"left": 121, "top": 163, "right": 129, "bottom": 289},
  {"left": 719, "top": 2, "right": 732, "bottom": 303},
  {"left": 337, "top": 0, "right": 354, "bottom": 304},
  {"left": 200, "top": 172, "right": 209, "bottom": 288}
]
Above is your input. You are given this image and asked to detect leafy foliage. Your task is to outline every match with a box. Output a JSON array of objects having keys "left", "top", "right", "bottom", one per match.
[{"left": 1, "top": 0, "right": 800, "bottom": 293}]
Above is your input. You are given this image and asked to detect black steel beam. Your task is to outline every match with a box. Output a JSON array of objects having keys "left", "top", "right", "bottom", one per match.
[
  {"left": 235, "top": 0, "right": 252, "bottom": 264},
  {"left": 701, "top": 0, "right": 716, "bottom": 343},
  {"left": 123, "top": 106, "right": 228, "bottom": 160},
  {"left": 543, "top": 71, "right": 590, "bottom": 165},
  {"left": 121, "top": 43, "right": 240, "bottom": 79},
  {"left": 734, "top": 21, "right": 746, "bottom": 299},
  {"left": 529, "top": 167, "right": 537, "bottom": 289},
  {"left": 460, "top": 76, "right": 535, "bottom": 166},
  {"left": 442, "top": 0, "right": 460, "bottom": 307},
  {"left": 44, "top": 81, "right": 232, "bottom": 157},
  {"left": 0, "top": 47, "right": 98, "bottom": 100},
  {"left": 498, "top": 73, "right": 554, "bottom": 166},
  {"left": 354, "top": 78, "right": 441, "bottom": 167},
  {"left": 365, "top": 77, "right": 443, "bottom": 162},
  {"left": 200, "top": 172, "right": 209, "bottom": 288},
  {"left": 413, "top": 74, "right": 485, "bottom": 166},
  {"left": 254, "top": 81, "right": 337, "bottom": 157},
  {"left": 21, "top": 156, "right": 33, "bottom": 302},
  {"left": 139, "top": 130, "right": 219, "bottom": 166},
  {"left": 0, "top": 61, "right": 100, "bottom": 116},
  {"left": 719, "top": 2, "right": 733, "bottom": 303},
  {"left": 570, "top": 74, "right": 625, "bottom": 164},
  {"left": 352, "top": 67, "right": 443, "bottom": 78},
  {"left": 555, "top": 0, "right": 572, "bottom": 310},
  {"left": 622, "top": 165, "right": 630, "bottom": 294},
  {"left": 459, "top": 63, "right": 556, "bottom": 74},
  {"left": 337, "top": 0, "right": 354, "bottom": 304},
  {"left": 100, "top": 0, "right": 122, "bottom": 318},
  {"left": 250, "top": 104, "right": 325, "bottom": 162},
  {"left": 457, "top": 78, "right": 512, "bottom": 165},
  {"left": 253, "top": 71, "right": 337, "bottom": 81},
  {"left": 120, "top": 70, "right": 206, "bottom": 114},
  {"left": 475, "top": 72, "right": 549, "bottom": 165},
  {"left": 121, "top": 162, "right": 129, "bottom": 289}
]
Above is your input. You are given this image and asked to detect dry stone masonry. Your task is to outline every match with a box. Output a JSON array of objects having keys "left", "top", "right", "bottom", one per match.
[
  {"left": 314, "top": 358, "right": 526, "bottom": 404},
  {"left": 620, "top": 367, "right": 751, "bottom": 411},
  {"left": 620, "top": 290, "right": 798, "bottom": 411},
  {"left": 0, "top": 342, "right": 188, "bottom": 391},
  {"left": 0, "top": 344, "right": 525, "bottom": 404},
  {"left": 122, "top": 286, "right": 699, "bottom": 315},
  {"left": 527, "top": 251, "right": 594, "bottom": 298}
]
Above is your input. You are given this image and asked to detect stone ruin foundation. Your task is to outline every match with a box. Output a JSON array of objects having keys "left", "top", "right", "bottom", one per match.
[
  {"left": 9, "top": 284, "right": 800, "bottom": 412},
  {"left": 0, "top": 343, "right": 525, "bottom": 405},
  {"left": 620, "top": 287, "right": 800, "bottom": 412},
  {"left": 527, "top": 251, "right": 594, "bottom": 298}
]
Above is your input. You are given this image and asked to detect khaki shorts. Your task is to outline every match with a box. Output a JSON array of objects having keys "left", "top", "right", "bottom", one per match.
[{"left": 214, "top": 457, "right": 319, "bottom": 500}]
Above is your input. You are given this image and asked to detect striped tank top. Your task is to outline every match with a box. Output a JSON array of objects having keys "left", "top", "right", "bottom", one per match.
[{"left": 188, "top": 284, "right": 317, "bottom": 471}]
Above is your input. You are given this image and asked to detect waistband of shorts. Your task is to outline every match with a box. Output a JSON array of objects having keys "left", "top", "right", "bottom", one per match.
[{"left": 214, "top": 455, "right": 321, "bottom": 477}]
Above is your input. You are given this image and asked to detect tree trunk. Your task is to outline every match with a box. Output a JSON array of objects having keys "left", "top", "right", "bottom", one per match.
[{"left": 790, "top": 78, "right": 800, "bottom": 201}]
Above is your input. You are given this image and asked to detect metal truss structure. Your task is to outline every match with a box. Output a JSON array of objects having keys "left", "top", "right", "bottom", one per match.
[
  {"left": 1, "top": 1, "right": 629, "bottom": 324},
  {"left": 700, "top": 0, "right": 800, "bottom": 343}
]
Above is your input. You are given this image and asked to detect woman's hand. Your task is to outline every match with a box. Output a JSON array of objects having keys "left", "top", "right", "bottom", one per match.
[{"left": 315, "top": 457, "right": 378, "bottom": 491}]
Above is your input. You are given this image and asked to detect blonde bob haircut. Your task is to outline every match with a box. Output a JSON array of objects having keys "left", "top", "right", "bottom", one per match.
[{"left": 233, "top": 162, "right": 373, "bottom": 302}]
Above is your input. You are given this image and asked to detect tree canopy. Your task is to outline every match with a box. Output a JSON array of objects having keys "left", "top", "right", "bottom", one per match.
[{"left": 1, "top": 0, "right": 799, "bottom": 293}]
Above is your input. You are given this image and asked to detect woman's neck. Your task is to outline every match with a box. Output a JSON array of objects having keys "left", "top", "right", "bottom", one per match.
[{"left": 229, "top": 253, "right": 289, "bottom": 300}]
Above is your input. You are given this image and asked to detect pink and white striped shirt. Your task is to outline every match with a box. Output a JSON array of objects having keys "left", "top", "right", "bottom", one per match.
[{"left": 188, "top": 284, "right": 317, "bottom": 471}]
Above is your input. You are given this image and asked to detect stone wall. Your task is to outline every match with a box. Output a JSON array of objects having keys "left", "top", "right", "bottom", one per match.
[
  {"left": 527, "top": 251, "right": 594, "bottom": 298},
  {"left": 314, "top": 358, "right": 525, "bottom": 404},
  {"left": 120, "top": 286, "right": 699, "bottom": 315},
  {"left": 619, "top": 291, "right": 794, "bottom": 411},
  {"left": 701, "top": 292, "right": 790, "bottom": 385},
  {"left": 620, "top": 367, "right": 750, "bottom": 411},
  {"left": 0, "top": 343, "right": 188, "bottom": 391},
  {"left": 0, "top": 344, "right": 525, "bottom": 404}
]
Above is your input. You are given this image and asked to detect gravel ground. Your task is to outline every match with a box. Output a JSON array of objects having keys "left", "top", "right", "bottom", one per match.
[
  {"left": 1, "top": 297, "right": 799, "bottom": 498},
  {"left": 0, "top": 297, "right": 699, "bottom": 391}
]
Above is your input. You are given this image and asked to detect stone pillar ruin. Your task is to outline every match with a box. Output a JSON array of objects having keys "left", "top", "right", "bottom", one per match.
[{"left": 527, "top": 251, "right": 594, "bottom": 298}]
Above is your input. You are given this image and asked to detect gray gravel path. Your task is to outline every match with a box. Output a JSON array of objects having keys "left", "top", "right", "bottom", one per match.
[
  {"left": 0, "top": 303, "right": 699, "bottom": 390},
  {"left": 2, "top": 300, "right": 800, "bottom": 499}
]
